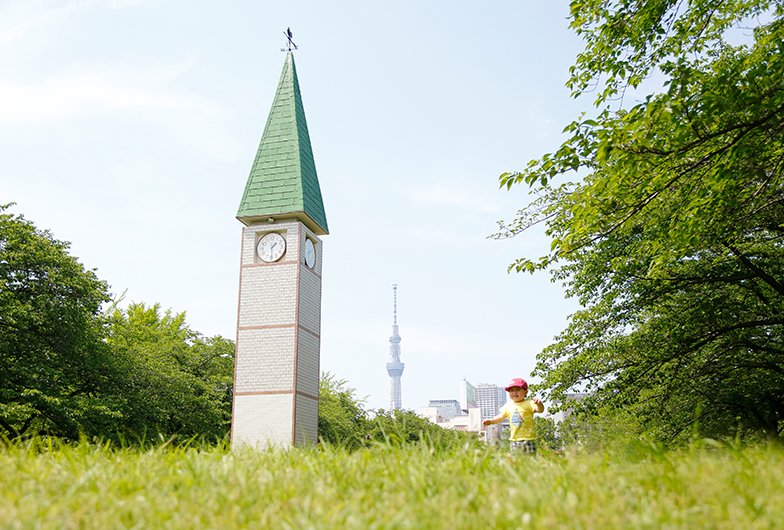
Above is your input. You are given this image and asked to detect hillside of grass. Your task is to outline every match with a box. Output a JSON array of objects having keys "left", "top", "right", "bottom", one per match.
[{"left": 2, "top": 439, "right": 784, "bottom": 529}]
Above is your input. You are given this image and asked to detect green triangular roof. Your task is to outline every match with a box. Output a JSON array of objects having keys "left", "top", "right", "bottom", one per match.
[{"left": 237, "top": 52, "right": 328, "bottom": 235}]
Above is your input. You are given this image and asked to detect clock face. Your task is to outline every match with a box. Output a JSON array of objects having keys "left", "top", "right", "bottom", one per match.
[
  {"left": 256, "top": 232, "right": 286, "bottom": 263},
  {"left": 304, "top": 238, "right": 316, "bottom": 268}
]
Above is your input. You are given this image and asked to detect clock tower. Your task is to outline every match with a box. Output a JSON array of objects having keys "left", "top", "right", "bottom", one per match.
[{"left": 231, "top": 51, "right": 328, "bottom": 449}]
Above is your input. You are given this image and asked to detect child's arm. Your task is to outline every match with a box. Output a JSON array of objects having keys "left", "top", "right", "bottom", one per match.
[
  {"left": 532, "top": 398, "right": 544, "bottom": 413},
  {"left": 483, "top": 413, "right": 505, "bottom": 426}
]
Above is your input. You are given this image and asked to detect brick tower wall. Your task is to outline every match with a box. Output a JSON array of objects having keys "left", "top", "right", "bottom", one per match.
[{"left": 231, "top": 219, "right": 322, "bottom": 449}]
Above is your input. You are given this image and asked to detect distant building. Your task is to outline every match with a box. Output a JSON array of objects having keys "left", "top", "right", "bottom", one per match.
[
  {"left": 427, "top": 399, "right": 462, "bottom": 419},
  {"left": 418, "top": 407, "right": 484, "bottom": 436},
  {"left": 475, "top": 383, "right": 506, "bottom": 421},
  {"left": 440, "top": 408, "right": 482, "bottom": 432},
  {"left": 418, "top": 407, "right": 442, "bottom": 424},
  {"left": 459, "top": 378, "right": 478, "bottom": 411},
  {"left": 419, "top": 381, "right": 510, "bottom": 441}
]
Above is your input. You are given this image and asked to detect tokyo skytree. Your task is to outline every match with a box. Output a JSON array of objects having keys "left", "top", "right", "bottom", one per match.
[{"left": 386, "top": 284, "right": 404, "bottom": 410}]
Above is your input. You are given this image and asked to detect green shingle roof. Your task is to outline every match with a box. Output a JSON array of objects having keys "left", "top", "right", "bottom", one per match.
[{"left": 237, "top": 52, "right": 328, "bottom": 235}]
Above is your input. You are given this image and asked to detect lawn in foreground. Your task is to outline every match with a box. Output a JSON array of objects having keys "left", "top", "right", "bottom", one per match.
[{"left": 2, "top": 439, "right": 783, "bottom": 529}]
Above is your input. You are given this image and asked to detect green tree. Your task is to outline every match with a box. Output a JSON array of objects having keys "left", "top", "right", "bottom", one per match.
[
  {"left": 367, "top": 409, "right": 471, "bottom": 451},
  {"left": 317, "top": 373, "right": 472, "bottom": 451},
  {"left": 533, "top": 416, "right": 560, "bottom": 451},
  {"left": 0, "top": 204, "right": 116, "bottom": 440},
  {"left": 318, "top": 372, "right": 368, "bottom": 449},
  {"left": 0, "top": 206, "right": 234, "bottom": 443},
  {"left": 553, "top": 405, "right": 641, "bottom": 453},
  {"left": 496, "top": 2, "right": 784, "bottom": 443},
  {"left": 107, "top": 303, "right": 234, "bottom": 442}
]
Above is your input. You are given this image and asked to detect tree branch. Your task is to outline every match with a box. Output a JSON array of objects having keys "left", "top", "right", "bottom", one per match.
[{"left": 726, "top": 244, "right": 784, "bottom": 297}]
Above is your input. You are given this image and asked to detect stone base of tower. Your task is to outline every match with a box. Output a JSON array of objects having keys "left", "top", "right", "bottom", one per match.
[
  {"left": 232, "top": 393, "right": 318, "bottom": 449},
  {"left": 232, "top": 394, "right": 294, "bottom": 448}
]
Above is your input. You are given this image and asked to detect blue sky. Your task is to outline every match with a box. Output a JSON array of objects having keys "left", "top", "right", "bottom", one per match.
[{"left": 1, "top": 1, "right": 588, "bottom": 412}]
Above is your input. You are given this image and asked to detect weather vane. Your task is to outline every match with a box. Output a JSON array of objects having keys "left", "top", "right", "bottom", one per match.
[{"left": 281, "top": 27, "right": 298, "bottom": 52}]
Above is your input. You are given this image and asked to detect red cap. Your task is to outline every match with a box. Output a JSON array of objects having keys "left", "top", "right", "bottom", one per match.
[{"left": 505, "top": 378, "right": 528, "bottom": 391}]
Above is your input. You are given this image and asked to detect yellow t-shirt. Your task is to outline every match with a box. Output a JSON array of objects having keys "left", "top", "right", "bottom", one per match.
[{"left": 500, "top": 400, "right": 537, "bottom": 441}]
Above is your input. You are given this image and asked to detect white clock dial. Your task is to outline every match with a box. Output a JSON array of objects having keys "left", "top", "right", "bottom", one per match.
[
  {"left": 304, "top": 238, "right": 316, "bottom": 268},
  {"left": 256, "top": 232, "right": 286, "bottom": 263}
]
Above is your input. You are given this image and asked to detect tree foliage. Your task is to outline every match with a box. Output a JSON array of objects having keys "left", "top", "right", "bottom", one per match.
[
  {"left": 106, "top": 303, "right": 234, "bottom": 442},
  {"left": 318, "top": 372, "right": 472, "bottom": 451},
  {"left": 497, "top": 2, "right": 784, "bottom": 443},
  {"left": 366, "top": 408, "right": 469, "bottom": 450},
  {"left": 318, "top": 372, "right": 369, "bottom": 450},
  {"left": 0, "top": 205, "right": 234, "bottom": 442},
  {"left": 0, "top": 204, "right": 115, "bottom": 440},
  {"left": 534, "top": 416, "right": 560, "bottom": 451}
]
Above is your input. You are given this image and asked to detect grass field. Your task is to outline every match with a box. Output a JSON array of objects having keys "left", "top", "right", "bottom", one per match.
[{"left": 2, "top": 439, "right": 783, "bottom": 529}]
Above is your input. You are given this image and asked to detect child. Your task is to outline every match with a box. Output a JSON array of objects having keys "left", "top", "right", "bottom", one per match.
[{"left": 483, "top": 377, "right": 544, "bottom": 454}]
